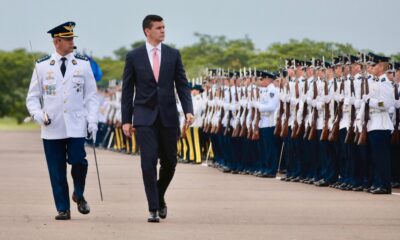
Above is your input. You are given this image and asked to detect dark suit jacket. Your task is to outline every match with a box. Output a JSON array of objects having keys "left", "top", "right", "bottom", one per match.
[{"left": 121, "top": 44, "right": 193, "bottom": 127}]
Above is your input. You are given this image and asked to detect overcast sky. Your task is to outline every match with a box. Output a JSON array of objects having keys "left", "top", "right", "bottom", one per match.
[{"left": 1, "top": 0, "right": 399, "bottom": 58}]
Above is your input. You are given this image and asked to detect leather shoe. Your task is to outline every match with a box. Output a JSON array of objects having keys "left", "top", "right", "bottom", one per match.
[
  {"left": 315, "top": 180, "right": 329, "bottom": 187},
  {"left": 370, "top": 187, "right": 391, "bottom": 194},
  {"left": 148, "top": 211, "right": 160, "bottom": 223},
  {"left": 159, "top": 206, "right": 167, "bottom": 219},
  {"left": 72, "top": 193, "right": 90, "bottom": 214},
  {"left": 55, "top": 210, "right": 71, "bottom": 220}
]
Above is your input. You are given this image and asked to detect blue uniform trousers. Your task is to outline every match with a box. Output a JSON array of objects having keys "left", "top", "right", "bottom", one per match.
[
  {"left": 368, "top": 130, "right": 392, "bottom": 189},
  {"left": 43, "top": 138, "right": 88, "bottom": 212}
]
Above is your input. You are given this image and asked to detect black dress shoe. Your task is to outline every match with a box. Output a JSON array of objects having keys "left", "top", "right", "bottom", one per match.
[
  {"left": 290, "top": 177, "right": 300, "bottom": 182},
  {"left": 148, "top": 211, "right": 160, "bottom": 223},
  {"left": 72, "top": 193, "right": 90, "bottom": 214},
  {"left": 370, "top": 187, "right": 391, "bottom": 194},
  {"left": 352, "top": 186, "right": 363, "bottom": 191},
  {"left": 315, "top": 180, "right": 329, "bottom": 187},
  {"left": 55, "top": 210, "right": 71, "bottom": 220},
  {"left": 159, "top": 206, "right": 167, "bottom": 219}
]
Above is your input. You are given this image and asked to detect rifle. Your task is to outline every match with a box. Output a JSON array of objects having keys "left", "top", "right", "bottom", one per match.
[
  {"left": 232, "top": 78, "right": 242, "bottom": 137},
  {"left": 281, "top": 76, "right": 290, "bottom": 138},
  {"left": 215, "top": 79, "right": 224, "bottom": 134},
  {"left": 247, "top": 78, "right": 255, "bottom": 139},
  {"left": 328, "top": 67, "right": 345, "bottom": 142},
  {"left": 345, "top": 75, "right": 356, "bottom": 143},
  {"left": 308, "top": 71, "right": 318, "bottom": 141},
  {"left": 224, "top": 79, "right": 233, "bottom": 136},
  {"left": 274, "top": 77, "right": 285, "bottom": 136},
  {"left": 320, "top": 76, "right": 330, "bottom": 141},
  {"left": 239, "top": 79, "right": 249, "bottom": 138},
  {"left": 252, "top": 80, "right": 261, "bottom": 140},
  {"left": 202, "top": 82, "right": 210, "bottom": 131},
  {"left": 291, "top": 77, "right": 300, "bottom": 138},
  {"left": 295, "top": 73, "right": 309, "bottom": 138},
  {"left": 392, "top": 83, "right": 400, "bottom": 144},
  {"left": 358, "top": 73, "right": 370, "bottom": 145}
]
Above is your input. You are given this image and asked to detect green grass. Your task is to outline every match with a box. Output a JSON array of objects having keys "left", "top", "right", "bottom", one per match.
[{"left": 0, "top": 117, "right": 40, "bottom": 131}]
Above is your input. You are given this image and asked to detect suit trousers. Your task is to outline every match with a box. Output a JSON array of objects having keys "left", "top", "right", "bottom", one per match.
[
  {"left": 42, "top": 138, "right": 88, "bottom": 212},
  {"left": 135, "top": 116, "right": 179, "bottom": 211}
]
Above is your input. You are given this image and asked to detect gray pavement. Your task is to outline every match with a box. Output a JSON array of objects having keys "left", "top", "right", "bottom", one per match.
[{"left": 0, "top": 130, "right": 400, "bottom": 240}]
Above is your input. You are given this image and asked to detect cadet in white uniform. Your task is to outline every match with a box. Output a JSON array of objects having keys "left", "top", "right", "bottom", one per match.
[
  {"left": 257, "top": 71, "right": 280, "bottom": 177},
  {"left": 26, "top": 22, "right": 98, "bottom": 220}
]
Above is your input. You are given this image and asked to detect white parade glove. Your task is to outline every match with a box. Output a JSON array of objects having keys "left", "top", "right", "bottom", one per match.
[
  {"left": 306, "top": 97, "right": 312, "bottom": 105},
  {"left": 311, "top": 99, "right": 317, "bottom": 107},
  {"left": 396, "top": 99, "right": 400, "bottom": 109},
  {"left": 362, "top": 94, "right": 371, "bottom": 103},
  {"left": 33, "top": 112, "right": 45, "bottom": 125},
  {"left": 348, "top": 96, "right": 355, "bottom": 105},
  {"left": 285, "top": 94, "right": 291, "bottom": 103},
  {"left": 88, "top": 122, "right": 98, "bottom": 142}
]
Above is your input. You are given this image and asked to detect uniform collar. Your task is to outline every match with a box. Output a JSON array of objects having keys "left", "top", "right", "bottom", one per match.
[
  {"left": 54, "top": 52, "right": 74, "bottom": 62},
  {"left": 379, "top": 74, "right": 387, "bottom": 82}
]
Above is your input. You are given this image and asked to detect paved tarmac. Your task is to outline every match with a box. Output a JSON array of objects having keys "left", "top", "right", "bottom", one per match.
[{"left": 0, "top": 130, "right": 399, "bottom": 240}]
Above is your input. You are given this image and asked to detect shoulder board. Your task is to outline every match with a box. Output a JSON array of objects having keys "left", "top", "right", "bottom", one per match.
[
  {"left": 74, "top": 54, "right": 89, "bottom": 61},
  {"left": 36, "top": 55, "right": 51, "bottom": 63}
]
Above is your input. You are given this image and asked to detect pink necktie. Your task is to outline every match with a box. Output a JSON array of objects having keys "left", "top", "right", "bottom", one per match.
[{"left": 152, "top": 48, "right": 160, "bottom": 82}]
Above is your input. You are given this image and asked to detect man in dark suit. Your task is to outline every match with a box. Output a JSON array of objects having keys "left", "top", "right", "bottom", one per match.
[{"left": 121, "top": 15, "right": 194, "bottom": 223}]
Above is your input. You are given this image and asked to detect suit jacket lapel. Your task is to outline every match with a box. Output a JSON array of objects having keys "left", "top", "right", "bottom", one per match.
[
  {"left": 159, "top": 44, "right": 167, "bottom": 84},
  {"left": 140, "top": 46, "right": 156, "bottom": 83}
]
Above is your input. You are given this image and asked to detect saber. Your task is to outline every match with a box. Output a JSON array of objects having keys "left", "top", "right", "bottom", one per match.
[
  {"left": 277, "top": 142, "right": 285, "bottom": 177},
  {"left": 92, "top": 138, "right": 104, "bottom": 201}
]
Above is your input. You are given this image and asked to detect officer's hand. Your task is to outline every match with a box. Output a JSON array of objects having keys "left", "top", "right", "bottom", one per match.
[
  {"left": 33, "top": 113, "right": 45, "bottom": 125},
  {"left": 34, "top": 112, "right": 51, "bottom": 126},
  {"left": 362, "top": 94, "right": 371, "bottom": 103},
  {"left": 88, "top": 122, "right": 98, "bottom": 142},
  {"left": 186, "top": 113, "right": 194, "bottom": 126},
  {"left": 122, "top": 123, "right": 132, "bottom": 138}
]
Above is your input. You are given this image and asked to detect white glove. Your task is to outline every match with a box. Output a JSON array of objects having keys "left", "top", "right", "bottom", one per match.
[
  {"left": 33, "top": 113, "right": 45, "bottom": 125},
  {"left": 285, "top": 94, "right": 291, "bottom": 103},
  {"left": 396, "top": 99, "right": 400, "bottom": 109},
  {"left": 362, "top": 94, "right": 371, "bottom": 103},
  {"left": 88, "top": 122, "right": 98, "bottom": 142},
  {"left": 324, "top": 95, "right": 331, "bottom": 103},
  {"left": 311, "top": 99, "right": 317, "bottom": 107},
  {"left": 348, "top": 96, "right": 355, "bottom": 105},
  {"left": 306, "top": 97, "right": 312, "bottom": 105}
]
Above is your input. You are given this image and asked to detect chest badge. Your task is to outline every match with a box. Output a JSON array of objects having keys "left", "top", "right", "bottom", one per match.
[
  {"left": 72, "top": 59, "right": 77, "bottom": 65},
  {"left": 50, "top": 60, "right": 55, "bottom": 66}
]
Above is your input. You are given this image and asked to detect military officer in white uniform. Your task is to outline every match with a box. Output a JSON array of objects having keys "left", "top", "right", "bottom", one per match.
[{"left": 26, "top": 22, "right": 98, "bottom": 220}]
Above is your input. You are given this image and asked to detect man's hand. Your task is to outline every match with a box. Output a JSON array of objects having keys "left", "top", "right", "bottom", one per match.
[
  {"left": 88, "top": 122, "right": 98, "bottom": 142},
  {"left": 185, "top": 113, "right": 194, "bottom": 126},
  {"left": 122, "top": 123, "right": 133, "bottom": 138}
]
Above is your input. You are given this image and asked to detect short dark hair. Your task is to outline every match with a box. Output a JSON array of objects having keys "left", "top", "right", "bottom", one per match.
[{"left": 142, "top": 15, "right": 163, "bottom": 36}]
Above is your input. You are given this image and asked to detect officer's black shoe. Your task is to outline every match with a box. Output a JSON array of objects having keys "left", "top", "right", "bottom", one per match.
[
  {"left": 55, "top": 210, "right": 71, "bottom": 220},
  {"left": 280, "top": 176, "right": 287, "bottom": 181},
  {"left": 159, "top": 206, "right": 167, "bottom": 219},
  {"left": 285, "top": 176, "right": 293, "bottom": 182},
  {"left": 290, "top": 176, "right": 301, "bottom": 182},
  {"left": 231, "top": 170, "right": 239, "bottom": 174},
  {"left": 352, "top": 186, "right": 363, "bottom": 191},
  {"left": 148, "top": 211, "right": 160, "bottom": 223},
  {"left": 315, "top": 180, "right": 329, "bottom": 187},
  {"left": 340, "top": 184, "right": 352, "bottom": 191},
  {"left": 370, "top": 187, "right": 391, "bottom": 194},
  {"left": 222, "top": 167, "right": 231, "bottom": 173},
  {"left": 72, "top": 193, "right": 90, "bottom": 215}
]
